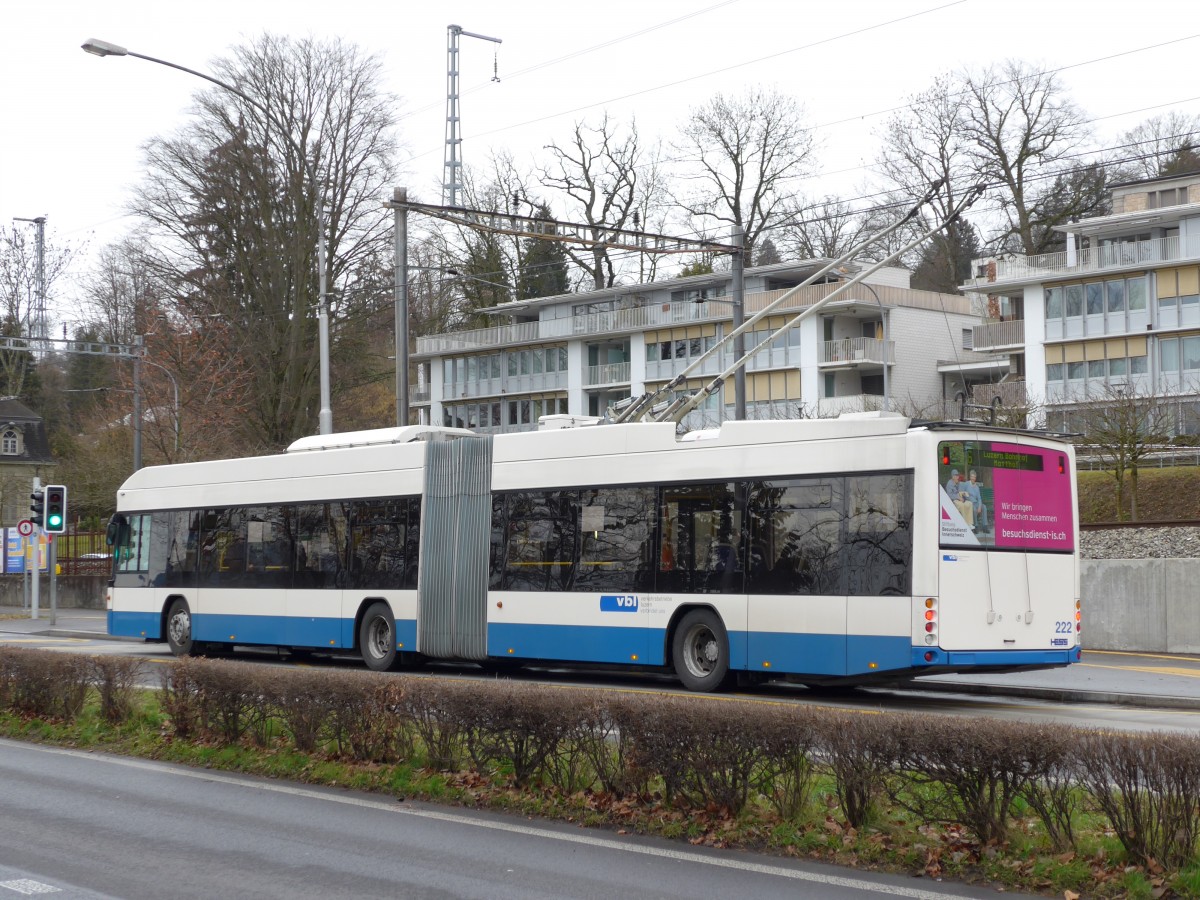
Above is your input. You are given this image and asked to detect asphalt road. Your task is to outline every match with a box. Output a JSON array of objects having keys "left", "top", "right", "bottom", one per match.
[{"left": 0, "top": 739, "right": 1015, "bottom": 900}]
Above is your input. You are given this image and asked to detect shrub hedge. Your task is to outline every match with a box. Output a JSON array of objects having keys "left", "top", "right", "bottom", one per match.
[{"left": 4, "top": 647, "right": 1200, "bottom": 880}]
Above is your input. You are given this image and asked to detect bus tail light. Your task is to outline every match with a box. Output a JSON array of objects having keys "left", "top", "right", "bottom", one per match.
[
  {"left": 923, "top": 598, "right": 937, "bottom": 644},
  {"left": 1075, "top": 599, "right": 1082, "bottom": 632}
]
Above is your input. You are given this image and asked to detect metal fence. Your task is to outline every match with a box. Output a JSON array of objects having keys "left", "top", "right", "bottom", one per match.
[{"left": 51, "top": 528, "right": 111, "bottom": 576}]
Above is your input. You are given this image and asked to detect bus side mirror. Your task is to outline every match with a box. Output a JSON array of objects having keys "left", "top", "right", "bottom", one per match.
[{"left": 105, "top": 514, "right": 127, "bottom": 548}]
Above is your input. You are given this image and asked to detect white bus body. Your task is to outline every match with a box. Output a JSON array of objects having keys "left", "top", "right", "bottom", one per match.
[{"left": 107, "top": 415, "right": 1081, "bottom": 690}]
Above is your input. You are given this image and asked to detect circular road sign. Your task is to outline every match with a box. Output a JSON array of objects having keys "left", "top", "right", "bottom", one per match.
[{"left": 17, "top": 519, "right": 34, "bottom": 536}]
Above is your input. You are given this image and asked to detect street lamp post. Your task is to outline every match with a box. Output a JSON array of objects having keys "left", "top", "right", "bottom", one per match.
[{"left": 82, "top": 38, "right": 334, "bottom": 436}]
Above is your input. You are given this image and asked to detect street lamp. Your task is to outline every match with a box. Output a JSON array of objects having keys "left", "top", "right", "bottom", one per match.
[{"left": 82, "top": 37, "right": 334, "bottom": 436}]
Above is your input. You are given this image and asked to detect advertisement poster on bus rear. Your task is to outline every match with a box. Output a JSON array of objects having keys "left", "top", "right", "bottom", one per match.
[{"left": 938, "top": 441, "right": 1073, "bottom": 552}]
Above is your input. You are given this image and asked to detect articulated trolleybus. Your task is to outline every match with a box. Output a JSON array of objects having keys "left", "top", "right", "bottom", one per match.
[{"left": 106, "top": 412, "right": 1082, "bottom": 691}]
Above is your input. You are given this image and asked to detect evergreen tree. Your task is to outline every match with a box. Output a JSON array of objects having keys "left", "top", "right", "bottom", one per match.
[{"left": 517, "top": 205, "right": 571, "bottom": 300}]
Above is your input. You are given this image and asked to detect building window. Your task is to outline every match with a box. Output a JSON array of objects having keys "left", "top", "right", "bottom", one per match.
[{"left": 1, "top": 429, "right": 17, "bottom": 455}]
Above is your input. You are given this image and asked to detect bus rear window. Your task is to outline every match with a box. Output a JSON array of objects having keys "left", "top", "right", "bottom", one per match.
[{"left": 938, "top": 441, "right": 1073, "bottom": 552}]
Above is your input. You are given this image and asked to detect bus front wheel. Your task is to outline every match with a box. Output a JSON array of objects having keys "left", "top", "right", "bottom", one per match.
[
  {"left": 359, "top": 602, "right": 400, "bottom": 672},
  {"left": 165, "top": 599, "right": 196, "bottom": 657},
  {"left": 672, "top": 609, "right": 730, "bottom": 692}
]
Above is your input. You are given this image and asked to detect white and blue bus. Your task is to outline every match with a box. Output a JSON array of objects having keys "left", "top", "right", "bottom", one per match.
[{"left": 106, "top": 413, "right": 1082, "bottom": 691}]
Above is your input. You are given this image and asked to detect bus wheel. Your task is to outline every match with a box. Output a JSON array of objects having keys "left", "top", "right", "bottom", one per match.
[
  {"left": 672, "top": 608, "right": 730, "bottom": 692},
  {"left": 360, "top": 602, "right": 399, "bottom": 672},
  {"left": 166, "top": 599, "right": 195, "bottom": 657}
]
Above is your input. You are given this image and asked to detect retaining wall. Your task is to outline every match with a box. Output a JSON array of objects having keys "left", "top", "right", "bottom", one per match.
[
  {"left": 1081, "top": 558, "right": 1200, "bottom": 653},
  {"left": 0, "top": 576, "right": 106, "bottom": 610}
]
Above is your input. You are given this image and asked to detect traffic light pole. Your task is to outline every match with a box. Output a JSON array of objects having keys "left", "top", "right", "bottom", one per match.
[
  {"left": 49, "top": 537, "right": 57, "bottom": 626},
  {"left": 29, "top": 476, "right": 40, "bottom": 620}
]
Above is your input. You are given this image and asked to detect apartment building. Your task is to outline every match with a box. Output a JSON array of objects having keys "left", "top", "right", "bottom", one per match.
[
  {"left": 412, "top": 260, "right": 988, "bottom": 433},
  {"left": 962, "top": 170, "right": 1200, "bottom": 434}
]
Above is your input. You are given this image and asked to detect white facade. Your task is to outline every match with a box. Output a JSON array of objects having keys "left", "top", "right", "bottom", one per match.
[
  {"left": 962, "top": 171, "right": 1200, "bottom": 434},
  {"left": 413, "top": 261, "right": 985, "bottom": 433}
]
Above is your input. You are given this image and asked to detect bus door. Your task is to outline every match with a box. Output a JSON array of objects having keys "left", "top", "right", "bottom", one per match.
[
  {"left": 196, "top": 507, "right": 290, "bottom": 645},
  {"left": 659, "top": 483, "right": 748, "bottom": 666},
  {"left": 290, "top": 503, "right": 352, "bottom": 649}
]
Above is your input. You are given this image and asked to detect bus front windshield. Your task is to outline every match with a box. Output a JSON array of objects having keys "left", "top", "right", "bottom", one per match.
[{"left": 937, "top": 440, "right": 1073, "bottom": 552}]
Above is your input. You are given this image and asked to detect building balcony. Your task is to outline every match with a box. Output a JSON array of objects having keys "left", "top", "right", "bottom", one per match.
[
  {"left": 817, "top": 393, "right": 886, "bottom": 417},
  {"left": 965, "top": 235, "right": 1191, "bottom": 289},
  {"left": 586, "top": 361, "right": 631, "bottom": 387},
  {"left": 972, "top": 380, "right": 1027, "bottom": 408},
  {"left": 972, "top": 318, "right": 1025, "bottom": 351},
  {"left": 818, "top": 337, "right": 892, "bottom": 366},
  {"left": 415, "top": 283, "right": 971, "bottom": 357},
  {"left": 410, "top": 388, "right": 431, "bottom": 406}
]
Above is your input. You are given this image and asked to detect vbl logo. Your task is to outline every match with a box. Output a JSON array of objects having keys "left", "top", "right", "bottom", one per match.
[{"left": 600, "top": 594, "right": 639, "bottom": 612}]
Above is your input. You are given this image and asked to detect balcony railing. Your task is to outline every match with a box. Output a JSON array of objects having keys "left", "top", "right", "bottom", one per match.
[
  {"left": 972, "top": 381, "right": 1027, "bottom": 408},
  {"left": 818, "top": 337, "right": 892, "bottom": 365},
  {"left": 817, "top": 393, "right": 885, "bottom": 417},
  {"left": 971, "top": 319, "right": 1025, "bottom": 351},
  {"left": 416, "top": 283, "right": 971, "bottom": 356},
  {"left": 967, "top": 235, "right": 1187, "bottom": 287},
  {"left": 586, "top": 361, "right": 631, "bottom": 386}
]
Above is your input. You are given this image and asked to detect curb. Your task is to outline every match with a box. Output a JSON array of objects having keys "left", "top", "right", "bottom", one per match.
[
  {"left": 903, "top": 678, "right": 1200, "bottom": 711},
  {"left": 35, "top": 629, "right": 131, "bottom": 642}
]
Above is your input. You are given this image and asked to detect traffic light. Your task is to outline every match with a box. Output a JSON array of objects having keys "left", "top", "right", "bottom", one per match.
[
  {"left": 29, "top": 489, "right": 44, "bottom": 528},
  {"left": 45, "top": 485, "right": 67, "bottom": 534}
]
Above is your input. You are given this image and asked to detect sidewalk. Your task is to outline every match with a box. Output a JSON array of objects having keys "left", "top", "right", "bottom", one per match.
[
  {"left": 2, "top": 606, "right": 1198, "bottom": 709},
  {"left": 0, "top": 607, "right": 121, "bottom": 641}
]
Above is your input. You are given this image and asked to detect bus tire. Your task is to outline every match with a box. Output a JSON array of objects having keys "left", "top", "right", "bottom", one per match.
[
  {"left": 359, "top": 602, "right": 400, "bottom": 672},
  {"left": 672, "top": 608, "right": 730, "bottom": 692},
  {"left": 165, "top": 599, "right": 196, "bottom": 657}
]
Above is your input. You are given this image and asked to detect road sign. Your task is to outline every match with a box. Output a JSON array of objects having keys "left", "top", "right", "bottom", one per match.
[{"left": 17, "top": 519, "right": 33, "bottom": 537}]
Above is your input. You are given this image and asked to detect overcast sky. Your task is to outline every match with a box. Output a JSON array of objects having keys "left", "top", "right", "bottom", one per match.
[{"left": 3, "top": 0, "right": 1198, "bottom": 326}]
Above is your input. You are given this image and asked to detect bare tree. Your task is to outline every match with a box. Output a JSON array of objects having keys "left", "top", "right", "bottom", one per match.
[
  {"left": 959, "top": 60, "right": 1092, "bottom": 256},
  {"left": 130, "top": 33, "right": 399, "bottom": 452},
  {"left": 781, "top": 194, "right": 886, "bottom": 262},
  {"left": 1076, "top": 383, "right": 1172, "bottom": 521},
  {"left": 1114, "top": 111, "right": 1200, "bottom": 181},
  {"left": 539, "top": 114, "right": 659, "bottom": 289},
  {"left": 876, "top": 75, "right": 977, "bottom": 275},
  {"left": 673, "top": 88, "right": 815, "bottom": 259},
  {"left": 0, "top": 223, "right": 78, "bottom": 396}
]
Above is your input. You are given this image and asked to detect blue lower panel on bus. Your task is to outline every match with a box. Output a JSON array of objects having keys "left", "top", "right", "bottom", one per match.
[
  {"left": 486, "top": 623, "right": 665, "bottom": 667},
  {"left": 938, "top": 648, "right": 1077, "bottom": 667},
  {"left": 747, "top": 633, "right": 911, "bottom": 677},
  {"left": 109, "top": 610, "right": 163, "bottom": 640}
]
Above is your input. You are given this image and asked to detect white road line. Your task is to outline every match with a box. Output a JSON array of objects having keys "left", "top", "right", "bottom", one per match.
[
  {"left": 7, "top": 740, "right": 979, "bottom": 899},
  {"left": 0, "top": 879, "right": 61, "bottom": 895}
]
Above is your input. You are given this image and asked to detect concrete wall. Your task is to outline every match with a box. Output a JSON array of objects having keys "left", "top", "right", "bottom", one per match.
[
  {"left": 0, "top": 576, "right": 106, "bottom": 610},
  {"left": 1082, "top": 559, "right": 1200, "bottom": 653}
]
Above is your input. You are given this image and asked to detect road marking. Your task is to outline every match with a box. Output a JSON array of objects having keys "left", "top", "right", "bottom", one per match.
[
  {"left": 1081, "top": 662, "right": 1200, "bottom": 679},
  {"left": 1088, "top": 649, "right": 1200, "bottom": 664},
  {"left": 7, "top": 740, "right": 979, "bottom": 900},
  {"left": 0, "top": 638, "right": 88, "bottom": 645},
  {"left": 0, "top": 880, "right": 61, "bottom": 895}
]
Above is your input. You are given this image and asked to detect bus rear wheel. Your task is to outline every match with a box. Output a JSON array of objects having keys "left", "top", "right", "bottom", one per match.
[
  {"left": 359, "top": 602, "right": 400, "bottom": 672},
  {"left": 165, "top": 599, "right": 196, "bottom": 657},
  {"left": 672, "top": 608, "right": 730, "bottom": 692}
]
